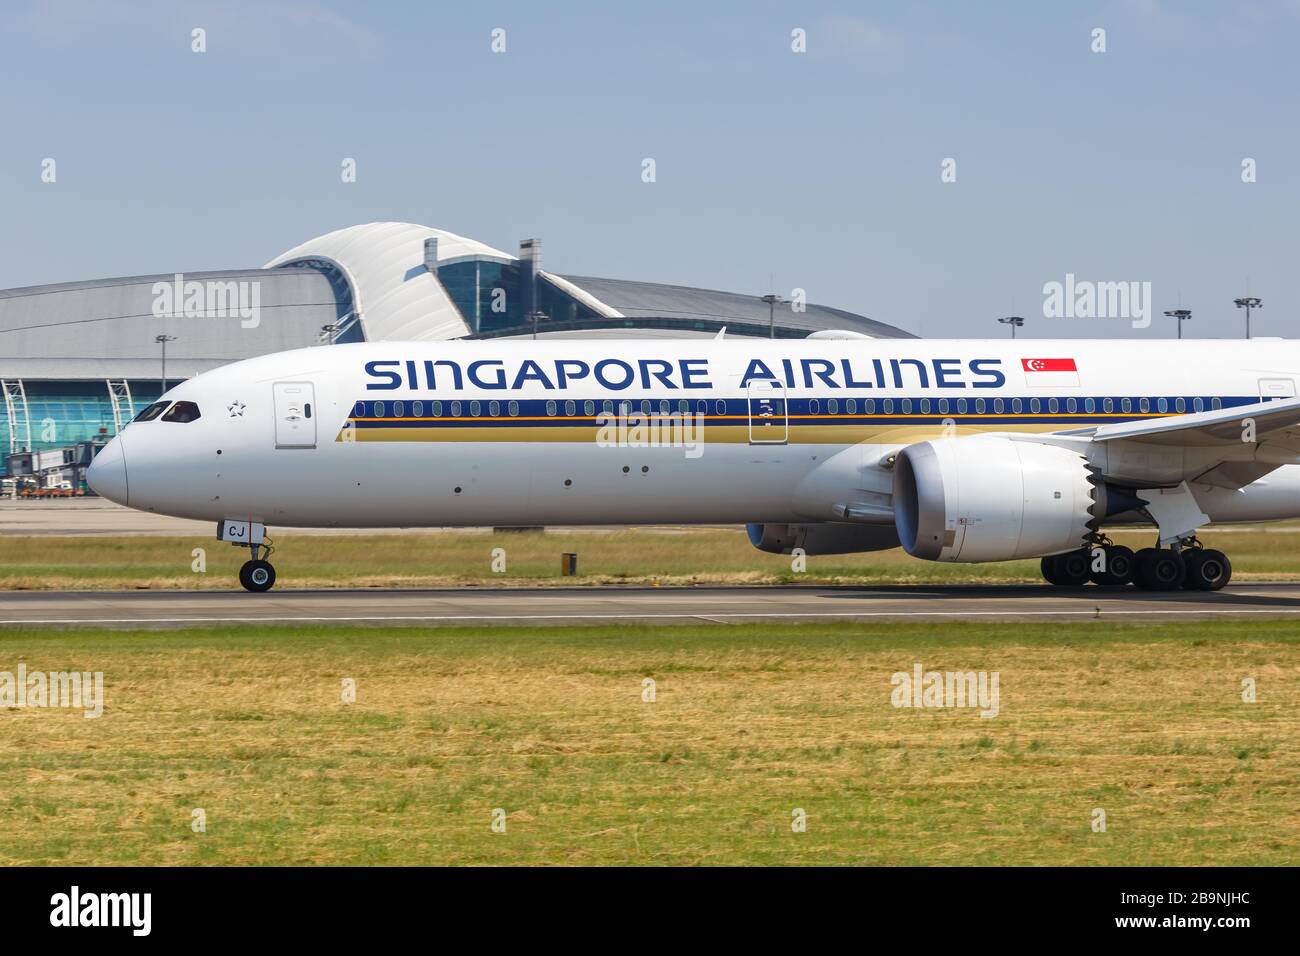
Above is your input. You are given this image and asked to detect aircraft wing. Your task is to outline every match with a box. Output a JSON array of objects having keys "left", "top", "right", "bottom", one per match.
[
  {"left": 1062, "top": 395, "right": 1300, "bottom": 490},
  {"left": 1089, "top": 395, "right": 1300, "bottom": 449}
]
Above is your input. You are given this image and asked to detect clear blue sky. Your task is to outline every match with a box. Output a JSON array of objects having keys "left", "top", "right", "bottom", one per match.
[{"left": 1, "top": 0, "right": 1295, "bottom": 338}]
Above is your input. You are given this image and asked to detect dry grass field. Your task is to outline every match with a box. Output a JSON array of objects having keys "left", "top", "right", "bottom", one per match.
[
  {"left": 3, "top": 525, "right": 1300, "bottom": 590},
  {"left": 1, "top": 620, "right": 1296, "bottom": 865}
]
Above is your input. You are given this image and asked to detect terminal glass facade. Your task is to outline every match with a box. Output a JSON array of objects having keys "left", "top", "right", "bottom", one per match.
[
  {"left": 437, "top": 260, "right": 602, "bottom": 335},
  {"left": 1, "top": 381, "right": 160, "bottom": 474}
]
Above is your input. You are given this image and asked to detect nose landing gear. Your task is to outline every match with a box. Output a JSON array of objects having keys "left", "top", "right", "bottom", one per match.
[
  {"left": 217, "top": 519, "right": 278, "bottom": 592},
  {"left": 238, "top": 556, "right": 277, "bottom": 593}
]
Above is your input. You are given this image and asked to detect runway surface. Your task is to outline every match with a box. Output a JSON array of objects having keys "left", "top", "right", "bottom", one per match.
[{"left": 5, "top": 582, "right": 1300, "bottom": 627}]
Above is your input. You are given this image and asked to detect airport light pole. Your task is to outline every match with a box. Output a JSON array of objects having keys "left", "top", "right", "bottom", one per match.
[
  {"left": 1163, "top": 309, "right": 1191, "bottom": 339},
  {"left": 527, "top": 310, "right": 547, "bottom": 340},
  {"left": 997, "top": 316, "right": 1024, "bottom": 339},
  {"left": 761, "top": 294, "right": 786, "bottom": 339},
  {"left": 155, "top": 334, "right": 177, "bottom": 394},
  {"left": 1234, "top": 297, "right": 1262, "bottom": 339}
]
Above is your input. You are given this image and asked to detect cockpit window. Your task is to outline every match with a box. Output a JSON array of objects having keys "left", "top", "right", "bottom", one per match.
[
  {"left": 133, "top": 401, "right": 170, "bottom": 423},
  {"left": 162, "top": 401, "right": 202, "bottom": 423}
]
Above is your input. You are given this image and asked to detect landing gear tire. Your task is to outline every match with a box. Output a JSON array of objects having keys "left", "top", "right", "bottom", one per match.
[
  {"left": 1135, "top": 548, "right": 1185, "bottom": 591},
  {"left": 1040, "top": 555, "right": 1065, "bottom": 585},
  {"left": 239, "top": 559, "right": 277, "bottom": 593},
  {"left": 1089, "top": 544, "right": 1135, "bottom": 587},
  {"left": 1184, "top": 549, "right": 1232, "bottom": 591},
  {"left": 1042, "top": 549, "right": 1090, "bottom": 586}
]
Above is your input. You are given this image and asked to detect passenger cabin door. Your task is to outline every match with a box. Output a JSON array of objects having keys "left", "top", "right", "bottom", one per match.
[
  {"left": 1258, "top": 378, "right": 1296, "bottom": 402},
  {"left": 746, "top": 380, "right": 788, "bottom": 445},
  {"left": 273, "top": 381, "right": 317, "bottom": 448}
]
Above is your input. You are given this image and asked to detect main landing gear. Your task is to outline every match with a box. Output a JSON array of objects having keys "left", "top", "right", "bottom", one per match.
[
  {"left": 1041, "top": 482, "right": 1231, "bottom": 592},
  {"left": 1040, "top": 537, "right": 1231, "bottom": 592}
]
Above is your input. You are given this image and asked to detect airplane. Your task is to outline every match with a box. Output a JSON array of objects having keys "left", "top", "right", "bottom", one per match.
[{"left": 85, "top": 337, "right": 1300, "bottom": 592}]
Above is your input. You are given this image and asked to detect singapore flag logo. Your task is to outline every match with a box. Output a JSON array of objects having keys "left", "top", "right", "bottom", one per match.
[{"left": 1021, "top": 357, "right": 1079, "bottom": 387}]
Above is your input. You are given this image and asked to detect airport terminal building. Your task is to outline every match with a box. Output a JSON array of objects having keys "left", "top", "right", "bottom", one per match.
[{"left": 0, "top": 221, "right": 911, "bottom": 486}]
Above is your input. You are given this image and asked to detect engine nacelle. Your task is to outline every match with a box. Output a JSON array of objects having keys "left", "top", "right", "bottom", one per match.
[
  {"left": 893, "top": 436, "right": 1100, "bottom": 562},
  {"left": 747, "top": 522, "right": 901, "bottom": 556}
]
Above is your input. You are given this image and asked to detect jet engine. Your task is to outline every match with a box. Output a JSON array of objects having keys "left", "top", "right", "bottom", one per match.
[
  {"left": 892, "top": 436, "right": 1109, "bottom": 562},
  {"left": 746, "top": 522, "right": 901, "bottom": 556}
]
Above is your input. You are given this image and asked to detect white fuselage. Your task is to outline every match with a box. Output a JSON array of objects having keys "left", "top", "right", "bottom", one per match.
[{"left": 87, "top": 338, "right": 1300, "bottom": 530}]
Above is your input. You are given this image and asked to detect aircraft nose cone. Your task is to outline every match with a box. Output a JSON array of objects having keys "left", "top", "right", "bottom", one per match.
[{"left": 87, "top": 436, "right": 129, "bottom": 505}]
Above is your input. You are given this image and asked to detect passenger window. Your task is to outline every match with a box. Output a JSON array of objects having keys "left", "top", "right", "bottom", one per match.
[
  {"left": 1139, "top": 397, "right": 1149, "bottom": 413},
  {"left": 1193, "top": 397, "right": 1204, "bottom": 412},
  {"left": 828, "top": 398, "right": 839, "bottom": 415},
  {"left": 393, "top": 401, "right": 404, "bottom": 417},
  {"left": 470, "top": 401, "right": 481, "bottom": 417},
  {"left": 956, "top": 398, "right": 967, "bottom": 413},
  {"left": 992, "top": 398, "right": 1004, "bottom": 413},
  {"left": 1175, "top": 397, "right": 1186, "bottom": 413},
  {"left": 883, "top": 399, "right": 894, "bottom": 414},
  {"left": 901, "top": 398, "right": 912, "bottom": 414},
  {"left": 546, "top": 401, "right": 557, "bottom": 416},
  {"left": 847, "top": 398, "right": 858, "bottom": 414},
  {"left": 450, "top": 401, "right": 461, "bottom": 417},
  {"left": 1121, "top": 398, "right": 1131, "bottom": 413},
  {"left": 1102, "top": 398, "right": 1114, "bottom": 413},
  {"left": 605, "top": 400, "right": 615, "bottom": 415},
  {"left": 508, "top": 401, "right": 518, "bottom": 416},
  {"left": 588, "top": 401, "right": 598, "bottom": 416},
  {"left": 974, "top": 398, "right": 986, "bottom": 414},
  {"left": 489, "top": 401, "right": 500, "bottom": 417},
  {"left": 936, "top": 398, "right": 947, "bottom": 414},
  {"left": 865, "top": 399, "right": 876, "bottom": 414},
  {"left": 659, "top": 400, "right": 670, "bottom": 415},
  {"left": 567, "top": 400, "right": 578, "bottom": 416},
  {"left": 1211, "top": 397, "right": 1222, "bottom": 410},
  {"left": 162, "top": 401, "right": 201, "bottom": 423},
  {"left": 715, "top": 400, "right": 726, "bottom": 415},
  {"left": 1158, "top": 398, "right": 1168, "bottom": 413},
  {"left": 810, "top": 399, "right": 821, "bottom": 414},
  {"left": 1085, "top": 398, "right": 1096, "bottom": 413},
  {"left": 352, "top": 401, "right": 366, "bottom": 418},
  {"left": 413, "top": 401, "right": 424, "bottom": 417},
  {"left": 374, "top": 401, "right": 386, "bottom": 418},
  {"left": 1030, "top": 398, "right": 1040, "bottom": 413},
  {"left": 432, "top": 401, "right": 442, "bottom": 417}
]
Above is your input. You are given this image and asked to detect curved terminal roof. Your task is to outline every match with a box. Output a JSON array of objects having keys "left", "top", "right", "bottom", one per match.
[
  {"left": 264, "top": 221, "right": 911, "bottom": 341},
  {"left": 556, "top": 274, "right": 913, "bottom": 339},
  {"left": 264, "top": 222, "right": 517, "bottom": 342}
]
